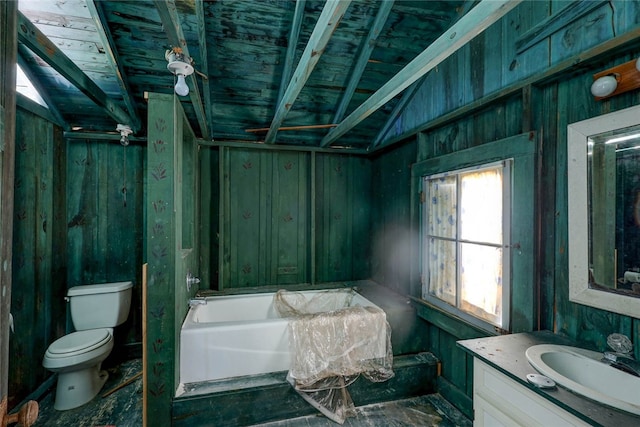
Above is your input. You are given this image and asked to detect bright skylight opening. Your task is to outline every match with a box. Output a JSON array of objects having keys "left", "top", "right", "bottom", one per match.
[{"left": 16, "top": 64, "right": 48, "bottom": 108}]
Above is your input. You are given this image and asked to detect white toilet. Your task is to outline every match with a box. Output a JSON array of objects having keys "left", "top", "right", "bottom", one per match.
[{"left": 43, "top": 281, "right": 133, "bottom": 410}]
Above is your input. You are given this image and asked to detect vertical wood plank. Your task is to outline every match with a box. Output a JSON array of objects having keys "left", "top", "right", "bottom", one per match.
[
  {"left": 0, "top": 0, "right": 17, "bottom": 408},
  {"left": 146, "top": 92, "right": 177, "bottom": 426}
]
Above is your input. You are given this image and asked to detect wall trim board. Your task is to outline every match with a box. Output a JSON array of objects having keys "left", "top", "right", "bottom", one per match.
[
  {"left": 411, "top": 297, "right": 492, "bottom": 341},
  {"left": 199, "top": 139, "right": 369, "bottom": 156},
  {"left": 411, "top": 132, "right": 536, "bottom": 177},
  {"left": 379, "top": 27, "right": 640, "bottom": 152}
]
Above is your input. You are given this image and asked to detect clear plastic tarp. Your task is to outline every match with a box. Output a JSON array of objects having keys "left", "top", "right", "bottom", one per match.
[{"left": 274, "top": 289, "right": 394, "bottom": 424}]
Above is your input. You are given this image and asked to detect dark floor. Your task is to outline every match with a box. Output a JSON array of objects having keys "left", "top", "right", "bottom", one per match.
[
  {"left": 32, "top": 358, "right": 143, "bottom": 427},
  {"left": 30, "top": 359, "right": 470, "bottom": 427},
  {"left": 252, "top": 394, "right": 472, "bottom": 427}
]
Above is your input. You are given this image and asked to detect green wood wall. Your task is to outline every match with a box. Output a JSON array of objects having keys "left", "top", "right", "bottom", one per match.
[
  {"left": 214, "top": 148, "right": 371, "bottom": 289},
  {"left": 1, "top": 0, "right": 17, "bottom": 411},
  {"left": 8, "top": 105, "right": 145, "bottom": 408},
  {"left": 66, "top": 138, "right": 144, "bottom": 345},
  {"left": 145, "top": 93, "right": 199, "bottom": 426},
  {"left": 371, "top": 0, "right": 640, "bottom": 417},
  {"left": 9, "top": 109, "right": 64, "bottom": 408}
]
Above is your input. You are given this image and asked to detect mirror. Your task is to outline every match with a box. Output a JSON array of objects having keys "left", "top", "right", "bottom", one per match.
[{"left": 568, "top": 104, "right": 640, "bottom": 318}]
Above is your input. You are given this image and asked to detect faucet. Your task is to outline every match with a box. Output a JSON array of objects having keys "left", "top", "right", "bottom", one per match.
[
  {"left": 602, "top": 351, "right": 640, "bottom": 377},
  {"left": 188, "top": 296, "right": 207, "bottom": 308},
  {"left": 601, "top": 333, "right": 640, "bottom": 377}
]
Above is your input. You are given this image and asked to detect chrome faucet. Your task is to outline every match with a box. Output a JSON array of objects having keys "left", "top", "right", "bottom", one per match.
[
  {"left": 188, "top": 296, "right": 207, "bottom": 308},
  {"left": 601, "top": 333, "right": 640, "bottom": 377},
  {"left": 602, "top": 351, "right": 640, "bottom": 377}
]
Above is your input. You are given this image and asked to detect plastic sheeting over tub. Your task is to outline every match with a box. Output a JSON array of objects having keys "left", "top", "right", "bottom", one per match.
[
  {"left": 274, "top": 289, "right": 394, "bottom": 424},
  {"left": 179, "top": 288, "right": 388, "bottom": 386}
]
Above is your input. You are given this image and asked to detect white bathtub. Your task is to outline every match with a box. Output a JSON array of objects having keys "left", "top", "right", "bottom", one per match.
[{"left": 179, "top": 289, "right": 382, "bottom": 384}]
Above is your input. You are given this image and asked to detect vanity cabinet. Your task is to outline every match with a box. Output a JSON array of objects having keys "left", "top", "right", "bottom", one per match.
[{"left": 473, "top": 359, "right": 588, "bottom": 426}]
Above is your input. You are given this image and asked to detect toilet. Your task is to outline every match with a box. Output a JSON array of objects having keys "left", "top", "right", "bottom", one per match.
[{"left": 43, "top": 281, "right": 133, "bottom": 410}]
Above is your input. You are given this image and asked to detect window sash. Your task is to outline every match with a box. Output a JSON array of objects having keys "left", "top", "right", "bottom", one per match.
[{"left": 421, "top": 160, "right": 511, "bottom": 331}]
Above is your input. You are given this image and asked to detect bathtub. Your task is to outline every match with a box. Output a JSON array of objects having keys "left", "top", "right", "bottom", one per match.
[{"left": 179, "top": 289, "right": 383, "bottom": 384}]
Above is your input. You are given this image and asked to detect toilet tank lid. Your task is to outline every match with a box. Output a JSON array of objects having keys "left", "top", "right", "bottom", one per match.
[{"left": 68, "top": 281, "right": 133, "bottom": 296}]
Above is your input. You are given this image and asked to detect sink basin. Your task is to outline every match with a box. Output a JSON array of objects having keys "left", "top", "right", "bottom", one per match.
[{"left": 525, "top": 344, "right": 640, "bottom": 415}]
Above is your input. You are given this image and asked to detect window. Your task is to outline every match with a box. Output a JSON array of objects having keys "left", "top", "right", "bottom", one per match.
[
  {"left": 412, "top": 134, "right": 536, "bottom": 333},
  {"left": 422, "top": 161, "right": 511, "bottom": 331},
  {"left": 16, "top": 64, "right": 47, "bottom": 107}
]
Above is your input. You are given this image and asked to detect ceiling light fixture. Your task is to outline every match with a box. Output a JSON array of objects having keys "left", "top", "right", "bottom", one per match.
[
  {"left": 165, "top": 48, "right": 194, "bottom": 97},
  {"left": 116, "top": 123, "right": 132, "bottom": 146}
]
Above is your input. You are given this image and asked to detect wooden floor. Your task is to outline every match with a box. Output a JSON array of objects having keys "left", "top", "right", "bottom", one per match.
[{"left": 30, "top": 358, "right": 470, "bottom": 427}]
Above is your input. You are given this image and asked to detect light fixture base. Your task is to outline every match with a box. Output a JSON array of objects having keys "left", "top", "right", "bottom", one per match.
[{"left": 167, "top": 60, "right": 194, "bottom": 77}]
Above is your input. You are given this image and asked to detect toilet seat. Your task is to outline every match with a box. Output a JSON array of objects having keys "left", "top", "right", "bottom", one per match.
[{"left": 46, "top": 329, "right": 111, "bottom": 358}]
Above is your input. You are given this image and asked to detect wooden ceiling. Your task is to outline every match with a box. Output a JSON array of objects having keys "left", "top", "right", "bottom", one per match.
[{"left": 16, "top": 0, "right": 517, "bottom": 151}]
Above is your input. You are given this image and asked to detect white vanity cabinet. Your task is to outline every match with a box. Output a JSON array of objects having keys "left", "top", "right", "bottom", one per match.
[{"left": 473, "top": 359, "right": 589, "bottom": 426}]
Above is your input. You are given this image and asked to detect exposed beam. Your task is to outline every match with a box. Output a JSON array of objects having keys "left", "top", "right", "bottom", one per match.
[
  {"left": 265, "top": 0, "right": 351, "bottom": 144},
  {"left": 277, "top": 0, "right": 306, "bottom": 105},
  {"left": 195, "top": 0, "right": 214, "bottom": 137},
  {"left": 320, "top": 0, "right": 522, "bottom": 147},
  {"left": 516, "top": 0, "right": 607, "bottom": 54},
  {"left": 17, "top": 45, "right": 68, "bottom": 130},
  {"left": 63, "top": 131, "right": 146, "bottom": 143},
  {"left": 154, "top": 0, "right": 210, "bottom": 140},
  {"left": 16, "top": 11, "right": 136, "bottom": 129},
  {"left": 371, "top": 76, "right": 424, "bottom": 149},
  {"left": 16, "top": 93, "right": 63, "bottom": 127},
  {"left": 86, "top": 0, "right": 141, "bottom": 132},
  {"left": 332, "top": 0, "right": 394, "bottom": 124},
  {"left": 373, "top": 24, "right": 640, "bottom": 154}
]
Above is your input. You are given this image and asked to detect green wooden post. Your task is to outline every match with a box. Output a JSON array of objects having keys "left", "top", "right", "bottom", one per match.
[
  {"left": 145, "top": 92, "right": 199, "bottom": 425},
  {"left": 0, "top": 0, "right": 17, "bottom": 413}
]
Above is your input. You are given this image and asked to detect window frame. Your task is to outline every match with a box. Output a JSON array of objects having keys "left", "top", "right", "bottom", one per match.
[
  {"left": 421, "top": 160, "right": 512, "bottom": 332},
  {"left": 411, "top": 133, "right": 537, "bottom": 334}
]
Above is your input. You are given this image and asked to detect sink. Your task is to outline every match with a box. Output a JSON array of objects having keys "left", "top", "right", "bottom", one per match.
[{"left": 525, "top": 344, "right": 640, "bottom": 415}]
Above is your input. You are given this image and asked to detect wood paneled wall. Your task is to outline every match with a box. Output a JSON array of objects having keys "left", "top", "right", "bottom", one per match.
[
  {"left": 1, "top": 0, "right": 17, "bottom": 411},
  {"left": 8, "top": 106, "right": 145, "bottom": 408},
  {"left": 9, "top": 109, "right": 64, "bottom": 407},
  {"left": 371, "top": 0, "right": 640, "bottom": 418},
  {"left": 215, "top": 148, "right": 371, "bottom": 289},
  {"left": 66, "top": 139, "right": 145, "bottom": 345}
]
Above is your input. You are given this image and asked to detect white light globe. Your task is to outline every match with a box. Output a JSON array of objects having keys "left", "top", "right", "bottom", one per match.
[
  {"left": 590, "top": 75, "right": 617, "bottom": 98},
  {"left": 174, "top": 74, "right": 190, "bottom": 96}
]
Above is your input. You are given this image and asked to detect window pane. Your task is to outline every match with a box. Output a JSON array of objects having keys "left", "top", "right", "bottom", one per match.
[
  {"left": 460, "top": 168, "right": 502, "bottom": 244},
  {"left": 460, "top": 242, "right": 502, "bottom": 325},
  {"left": 427, "top": 176, "right": 457, "bottom": 238},
  {"left": 426, "top": 238, "right": 456, "bottom": 305}
]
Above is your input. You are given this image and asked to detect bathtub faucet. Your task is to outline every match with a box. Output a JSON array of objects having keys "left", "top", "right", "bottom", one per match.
[{"left": 189, "top": 296, "right": 207, "bottom": 308}]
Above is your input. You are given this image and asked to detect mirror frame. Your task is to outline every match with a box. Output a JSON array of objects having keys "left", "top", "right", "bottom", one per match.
[{"left": 568, "top": 104, "right": 640, "bottom": 318}]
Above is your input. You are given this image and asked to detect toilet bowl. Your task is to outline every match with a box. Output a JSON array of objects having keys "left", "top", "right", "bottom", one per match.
[
  {"left": 43, "top": 281, "right": 132, "bottom": 410},
  {"left": 43, "top": 329, "right": 114, "bottom": 410}
]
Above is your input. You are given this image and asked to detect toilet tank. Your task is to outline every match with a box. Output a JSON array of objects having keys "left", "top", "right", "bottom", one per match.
[{"left": 68, "top": 281, "right": 133, "bottom": 331}]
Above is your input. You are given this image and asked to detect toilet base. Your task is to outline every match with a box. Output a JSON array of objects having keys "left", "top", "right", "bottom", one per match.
[{"left": 53, "top": 364, "right": 109, "bottom": 411}]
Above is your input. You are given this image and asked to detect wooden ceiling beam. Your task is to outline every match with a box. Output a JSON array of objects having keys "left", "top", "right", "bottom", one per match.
[
  {"left": 371, "top": 76, "right": 424, "bottom": 149},
  {"left": 16, "top": 11, "right": 136, "bottom": 130},
  {"left": 154, "top": 0, "right": 210, "bottom": 140},
  {"left": 276, "top": 0, "right": 306, "bottom": 106},
  {"left": 17, "top": 45, "right": 68, "bottom": 130},
  {"left": 331, "top": 0, "right": 394, "bottom": 124},
  {"left": 320, "top": 0, "right": 522, "bottom": 148},
  {"left": 86, "top": 0, "right": 141, "bottom": 132},
  {"left": 195, "top": 0, "right": 213, "bottom": 137},
  {"left": 265, "top": 0, "right": 351, "bottom": 144}
]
